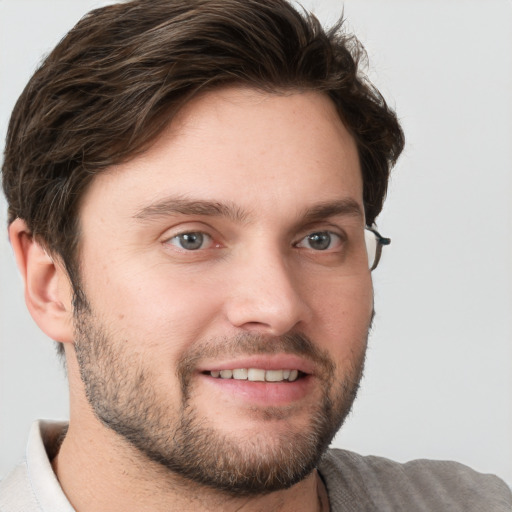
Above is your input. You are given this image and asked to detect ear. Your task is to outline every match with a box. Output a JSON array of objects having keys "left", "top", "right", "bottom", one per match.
[{"left": 9, "top": 218, "right": 74, "bottom": 344}]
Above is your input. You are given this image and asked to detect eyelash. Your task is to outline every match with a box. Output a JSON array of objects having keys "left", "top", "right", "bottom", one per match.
[
  {"left": 294, "top": 231, "right": 344, "bottom": 251},
  {"left": 165, "top": 230, "right": 345, "bottom": 252},
  {"left": 167, "top": 232, "right": 216, "bottom": 251}
]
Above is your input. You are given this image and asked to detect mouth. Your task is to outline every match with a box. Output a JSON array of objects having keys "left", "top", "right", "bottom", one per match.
[
  {"left": 204, "top": 368, "right": 306, "bottom": 382},
  {"left": 195, "top": 355, "right": 316, "bottom": 405}
]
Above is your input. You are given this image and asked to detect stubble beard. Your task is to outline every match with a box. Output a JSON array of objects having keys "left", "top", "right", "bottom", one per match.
[{"left": 73, "top": 300, "right": 368, "bottom": 497}]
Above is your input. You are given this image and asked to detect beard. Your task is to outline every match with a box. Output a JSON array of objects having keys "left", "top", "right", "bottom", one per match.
[{"left": 73, "top": 299, "right": 368, "bottom": 497}]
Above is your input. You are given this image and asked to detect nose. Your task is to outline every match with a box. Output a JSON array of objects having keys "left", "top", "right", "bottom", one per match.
[{"left": 224, "top": 246, "right": 312, "bottom": 336}]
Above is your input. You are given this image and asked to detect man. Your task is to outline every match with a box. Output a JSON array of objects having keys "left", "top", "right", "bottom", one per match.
[{"left": 1, "top": 0, "right": 510, "bottom": 510}]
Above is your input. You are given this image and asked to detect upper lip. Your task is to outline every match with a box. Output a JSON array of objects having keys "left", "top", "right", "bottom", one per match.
[{"left": 196, "top": 354, "right": 317, "bottom": 375}]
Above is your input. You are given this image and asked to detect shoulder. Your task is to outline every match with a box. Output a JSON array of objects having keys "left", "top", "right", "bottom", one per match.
[{"left": 318, "top": 448, "right": 512, "bottom": 512}]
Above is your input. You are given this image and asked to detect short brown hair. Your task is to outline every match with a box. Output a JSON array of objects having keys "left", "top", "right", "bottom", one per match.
[{"left": 2, "top": 0, "right": 404, "bottom": 281}]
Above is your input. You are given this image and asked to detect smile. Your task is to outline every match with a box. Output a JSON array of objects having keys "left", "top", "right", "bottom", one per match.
[{"left": 207, "top": 369, "right": 302, "bottom": 382}]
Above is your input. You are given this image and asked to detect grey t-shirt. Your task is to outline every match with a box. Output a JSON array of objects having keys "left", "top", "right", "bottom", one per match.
[
  {"left": 318, "top": 449, "right": 512, "bottom": 511},
  {"left": 1, "top": 421, "right": 511, "bottom": 511}
]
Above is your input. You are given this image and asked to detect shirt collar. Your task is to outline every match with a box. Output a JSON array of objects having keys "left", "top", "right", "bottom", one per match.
[{"left": 26, "top": 420, "right": 74, "bottom": 512}]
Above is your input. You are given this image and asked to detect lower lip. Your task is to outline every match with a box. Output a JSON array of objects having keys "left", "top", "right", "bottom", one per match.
[{"left": 199, "top": 373, "right": 313, "bottom": 406}]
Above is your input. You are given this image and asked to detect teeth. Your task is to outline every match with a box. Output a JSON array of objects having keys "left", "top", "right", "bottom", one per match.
[
  {"left": 265, "top": 369, "right": 284, "bottom": 382},
  {"left": 247, "top": 368, "right": 266, "bottom": 382},
  {"left": 209, "top": 368, "right": 301, "bottom": 382},
  {"left": 232, "top": 368, "right": 248, "bottom": 380}
]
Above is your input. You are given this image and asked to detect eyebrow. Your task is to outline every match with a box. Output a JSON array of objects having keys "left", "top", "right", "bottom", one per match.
[
  {"left": 133, "top": 196, "right": 249, "bottom": 223},
  {"left": 299, "top": 199, "right": 364, "bottom": 224},
  {"left": 133, "top": 196, "right": 363, "bottom": 225}
]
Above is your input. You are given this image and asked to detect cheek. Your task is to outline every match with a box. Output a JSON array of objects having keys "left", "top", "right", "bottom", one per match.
[
  {"left": 82, "top": 263, "right": 224, "bottom": 355},
  {"left": 306, "top": 274, "right": 373, "bottom": 349},
  {"left": 308, "top": 270, "right": 373, "bottom": 312}
]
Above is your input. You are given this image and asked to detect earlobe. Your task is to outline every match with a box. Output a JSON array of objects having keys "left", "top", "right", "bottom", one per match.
[{"left": 8, "top": 218, "right": 74, "bottom": 344}]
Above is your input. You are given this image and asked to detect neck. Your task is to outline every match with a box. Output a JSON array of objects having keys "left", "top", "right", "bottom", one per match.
[{"left": 51, "top": 419, "right": 327, "bottom": 512}]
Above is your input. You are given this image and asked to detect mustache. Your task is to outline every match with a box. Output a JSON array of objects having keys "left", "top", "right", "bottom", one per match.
[{"left": 177, "top": 332, "right": 336, "bottom": 392}]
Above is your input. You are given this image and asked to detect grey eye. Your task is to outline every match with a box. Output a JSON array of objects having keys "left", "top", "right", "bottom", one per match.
[
  {"left": 170, "top": 232, "right": 210, "bottom": 250},
  {"left": 307, "top": 232, "right": 331, "bottom": 250},
  {"left": 297, "top": 231, "right": 340, "bottom": 251}
]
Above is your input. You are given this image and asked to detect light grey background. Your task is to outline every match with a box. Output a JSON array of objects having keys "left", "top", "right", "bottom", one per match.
[{"left": 1, "top": 0, "right": 511, "bottom": 484}]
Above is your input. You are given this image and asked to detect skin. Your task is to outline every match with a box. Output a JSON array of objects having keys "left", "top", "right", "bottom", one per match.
[{"left": 10, "top": 87, "right": 373, "bottom": 511}]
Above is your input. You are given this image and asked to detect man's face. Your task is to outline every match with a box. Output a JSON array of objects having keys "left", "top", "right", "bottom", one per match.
[{"left": 72, "top": 87, "right": 373, "bottom": 494}]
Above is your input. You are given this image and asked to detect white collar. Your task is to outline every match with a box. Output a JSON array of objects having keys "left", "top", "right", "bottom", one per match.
[{"left": 26, "top": 420, "right": 74, "bottom": 512}]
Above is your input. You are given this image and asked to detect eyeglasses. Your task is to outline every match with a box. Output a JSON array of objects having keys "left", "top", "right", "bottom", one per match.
[{"left": 365, "top": 226, "right": 390, "bottom": 271}]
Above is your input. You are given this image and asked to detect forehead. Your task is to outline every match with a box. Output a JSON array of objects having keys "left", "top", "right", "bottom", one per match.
[{"left": 79, "top": 87, "right": 362, "bottom": 225}]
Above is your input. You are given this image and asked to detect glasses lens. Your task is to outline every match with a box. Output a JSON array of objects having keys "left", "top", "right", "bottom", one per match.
[
  {"left": 364, "top": 227, "right": 389, "bottom": 271},
  {"left": 364, "top": 229, "right": 378, "bottom": 270}
]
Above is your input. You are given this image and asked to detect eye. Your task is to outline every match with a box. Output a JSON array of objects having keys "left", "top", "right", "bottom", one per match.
[
  {"left": 296, "top": 231, "right": 342, "bottom": 251},
  {"left": 168, "top": 232, "right": 213, "bottom": 251}
]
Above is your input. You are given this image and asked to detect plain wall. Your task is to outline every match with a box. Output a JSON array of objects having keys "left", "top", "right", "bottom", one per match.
[{"left": 1, "top": 0, "right": 511, "bottom": 483}]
